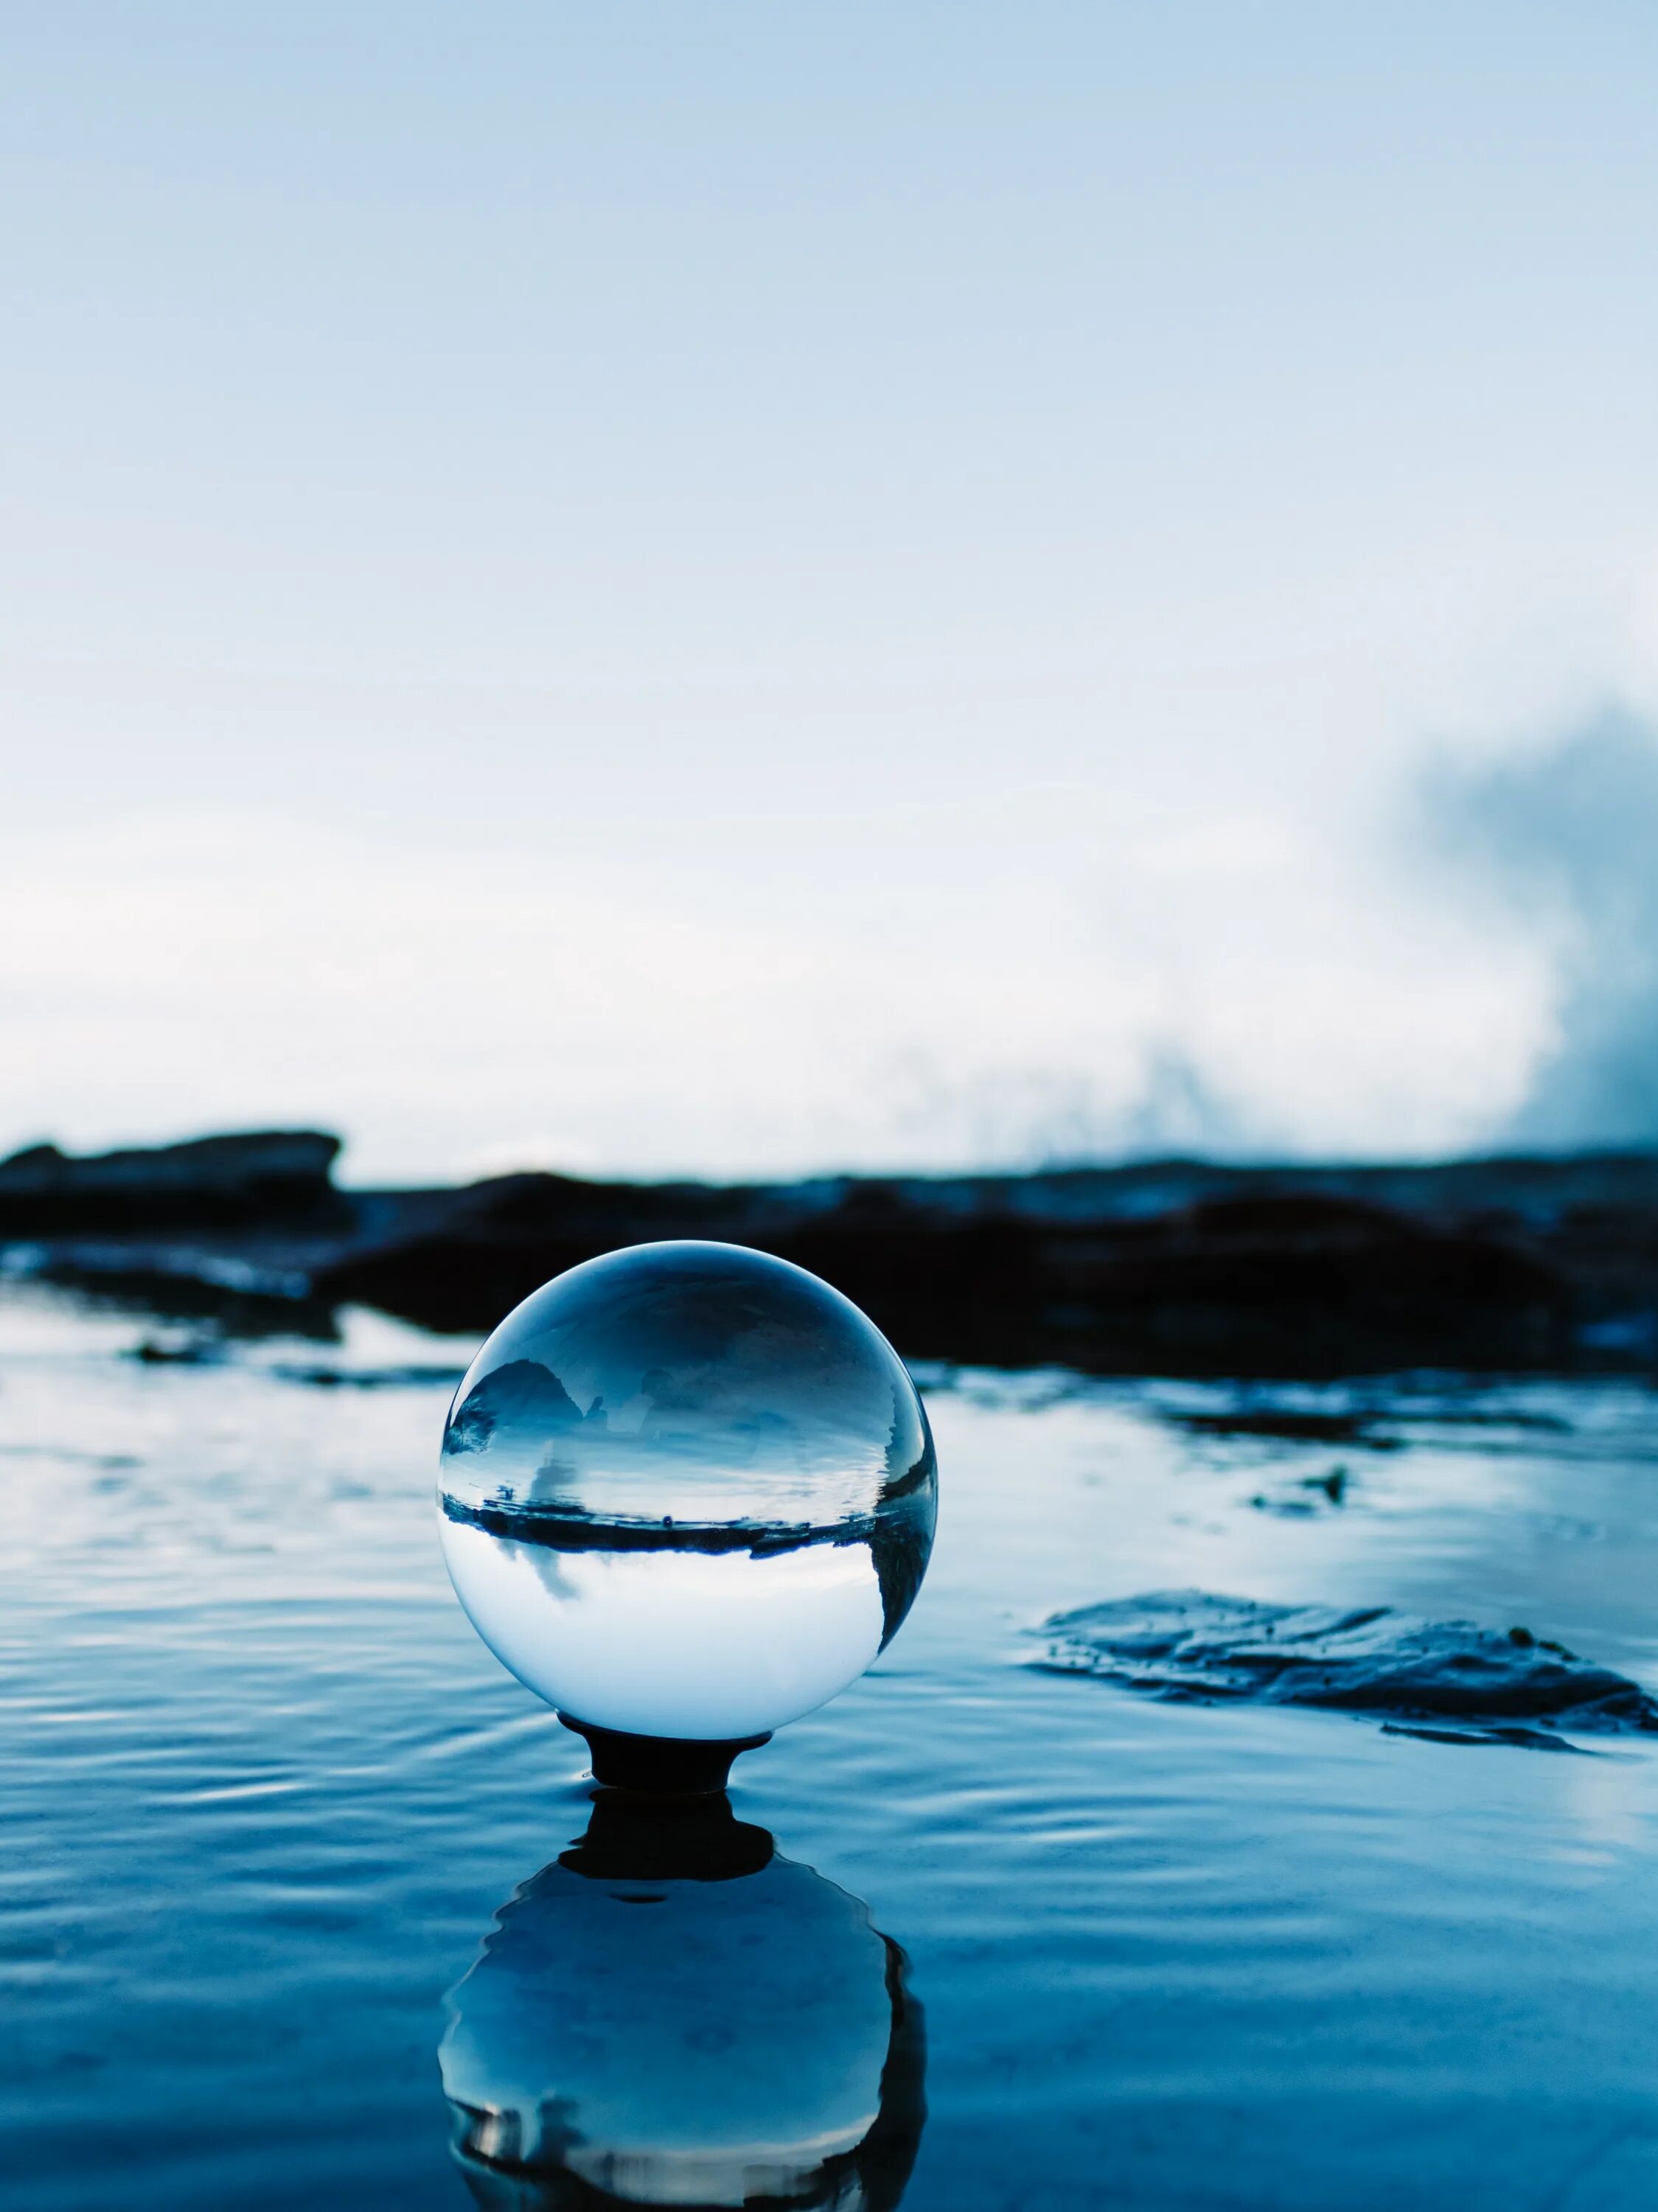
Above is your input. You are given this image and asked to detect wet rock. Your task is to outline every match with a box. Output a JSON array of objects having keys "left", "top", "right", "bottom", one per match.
[
  {"left": 1036, "top": 1590, "right": 1658, "bottom": 1742},
  {"left": 1247, "top": 1467, "right": 1351, "bottom": 1514},
  {"left": 129, "top": 1335, "right": 221, "bottom": 1366},
  {"left": 268, "top": 1361, "right": 468, "bottom": 1390},
  {"left": 1170, "top": 1408, "right": 1387, "bottom": 1446}
]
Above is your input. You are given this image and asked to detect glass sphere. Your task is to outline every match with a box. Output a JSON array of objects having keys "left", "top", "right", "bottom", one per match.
[{"left": 438, "top": 1240, "right": 937, "bottom": 1741}]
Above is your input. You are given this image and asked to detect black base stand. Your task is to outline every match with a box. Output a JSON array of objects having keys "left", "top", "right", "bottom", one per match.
[
  {"left": 557, "top": 1712, "right": 773, "bottom": 1795},
  {"left": 559, "top": 1786, "right": 776, "bottom": 1881}
]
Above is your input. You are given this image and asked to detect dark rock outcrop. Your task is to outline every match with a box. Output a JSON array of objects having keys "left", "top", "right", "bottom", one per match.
[
  {"left": 1036, "top": 1589, "right": 1658, "bottom": 1743},
  {"left": 313, "top": 1175, "right": 1571, "bottom": 1374},
  {"left": 0, "top": 1130, "right": 344, "bottom": 1234},
  {"left": 7, "top": 1130, "right": 1658, "bottom": 1376}
]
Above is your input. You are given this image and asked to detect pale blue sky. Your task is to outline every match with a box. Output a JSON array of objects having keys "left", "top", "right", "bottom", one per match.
[{"left": 5, "top": 5, "right": 1658, "bottom": 1177}]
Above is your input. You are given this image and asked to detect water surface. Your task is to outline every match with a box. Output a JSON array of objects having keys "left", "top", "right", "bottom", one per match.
[{"left": 6, "top": 1283, "right": 1658, "bottom": 2208}]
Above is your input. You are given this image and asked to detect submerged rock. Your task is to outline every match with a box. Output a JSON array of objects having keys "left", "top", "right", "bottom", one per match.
[
  {"left": 1037, "top": 1590, "right": 1658, "bottom": 1743},
  {"left": 1169, "top": 1408, "right": 1390, "bottom": 1447}
]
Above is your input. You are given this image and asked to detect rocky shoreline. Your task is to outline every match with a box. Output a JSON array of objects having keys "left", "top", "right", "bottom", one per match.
[{"left": 4, "top": 1130, "right": 1657, "bottom": 1375}]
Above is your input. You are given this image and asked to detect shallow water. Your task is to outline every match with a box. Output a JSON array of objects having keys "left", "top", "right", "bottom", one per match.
[{"left": 6, "top": 1282, "right": 1658, "bottom": 2209}]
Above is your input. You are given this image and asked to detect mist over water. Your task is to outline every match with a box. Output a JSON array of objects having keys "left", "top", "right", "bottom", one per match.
[
  {"left": 8, "top": 714, "right": 1658, "bottom": 1178},
  {"left": 1429, "top": 713, "right": 1658, "bottom": 1152}
]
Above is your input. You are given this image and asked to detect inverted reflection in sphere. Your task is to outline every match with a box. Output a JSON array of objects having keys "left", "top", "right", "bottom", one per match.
[{"left": 438, "top": 1241, "right": 937, "bottom": 1741}]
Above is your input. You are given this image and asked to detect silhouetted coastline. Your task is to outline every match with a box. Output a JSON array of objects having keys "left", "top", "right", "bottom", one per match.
[{"left": 6, "top": 1129, "right": 1658, "bottom": 1376}]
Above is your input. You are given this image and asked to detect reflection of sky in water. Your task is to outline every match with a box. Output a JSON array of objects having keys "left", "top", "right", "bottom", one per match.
[{"left": 14, "top": 1281, "right": 1658, "bottom": 2205}]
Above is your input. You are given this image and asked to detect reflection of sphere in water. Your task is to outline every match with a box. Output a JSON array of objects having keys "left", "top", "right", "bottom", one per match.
[
  {"left": 438, "top": 1242, "right": 937, "bottom": 1742},
  {"left": 440, "top": 1798, "right": 925, "bottom": 2212}
]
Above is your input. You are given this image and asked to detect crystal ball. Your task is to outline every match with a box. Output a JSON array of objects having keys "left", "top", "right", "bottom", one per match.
[{"left": 438, "top": 1240, "right": 937, "bottom": 1742}]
